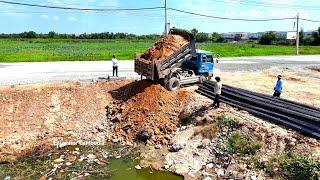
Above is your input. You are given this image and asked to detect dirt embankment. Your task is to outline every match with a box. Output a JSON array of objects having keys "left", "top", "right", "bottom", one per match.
[
  {"left": 107, "top": 80, "right": 194, "bottom": 145},
  {"left": 0, "top": 80, "right": 129, "bottom": 156},
  {"left": 0, "top": 79, "right": 194, "bottom": 158},
  {"left": 140, "top": 34, "right": 188, "bottom": 61}
]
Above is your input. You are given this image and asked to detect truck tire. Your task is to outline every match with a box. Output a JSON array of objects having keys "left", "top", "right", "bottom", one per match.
[{"left": 166, "top": 77, "right": 180, "bottom": 91}]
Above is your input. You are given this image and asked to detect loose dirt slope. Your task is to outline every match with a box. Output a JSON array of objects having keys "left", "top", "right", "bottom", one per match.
[
  {"left": 0, "top": 79, "right": 194, "bottom": 157},
  {"left": 108, "top": 80, "right": 193, "bottom": 145},
  {"left": 0, "top": 80, "right": 130, "bottom": 156}
]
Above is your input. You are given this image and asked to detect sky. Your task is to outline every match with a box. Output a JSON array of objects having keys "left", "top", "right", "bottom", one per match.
[{"left": 0, "top": 0, "right": 319, "bottom": 34}]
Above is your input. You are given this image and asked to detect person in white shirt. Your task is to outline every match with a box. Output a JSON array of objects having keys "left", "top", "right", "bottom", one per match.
[
  {"left": 112, "top": 55, "right": 118, "bottom": 77},
  {"left": 212, "top": 76, "right": 222, "bottom": 108}
]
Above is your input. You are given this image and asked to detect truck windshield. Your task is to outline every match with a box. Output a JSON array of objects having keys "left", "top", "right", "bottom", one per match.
[{"left": 202, "top": 55, "right": 213, "bottom": 63}]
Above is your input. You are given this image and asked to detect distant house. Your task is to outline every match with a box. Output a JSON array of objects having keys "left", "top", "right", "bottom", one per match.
[
  {"left": 221, "top": 32, "right": 249, "bottom": 40},
  {"left": 303, "top": 31, "right": 315, "bottom": 38},
  {"left": 221, "top": 33, "right": 236, "bottom": 40},
  {"left": 248, "top": 32, "right": 264, "bottom": 40},
  {"left": 220, "top": 29, "right": 318, "bottom": 41},
  {"left": 275, "top": 31, "right": 288, "bottom": 40}
]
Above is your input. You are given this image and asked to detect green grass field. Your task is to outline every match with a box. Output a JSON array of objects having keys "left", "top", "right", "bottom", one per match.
[{"left": 0, "top": 38, "right": 320, "bottom": 62}]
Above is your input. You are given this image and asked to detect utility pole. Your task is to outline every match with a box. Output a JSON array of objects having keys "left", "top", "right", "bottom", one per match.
[
  {"left": 296, "top": 13, "right": 299, "bottom": 55},
  {"left": 164, "top": 0, "right": 168, "bottom": 35}
]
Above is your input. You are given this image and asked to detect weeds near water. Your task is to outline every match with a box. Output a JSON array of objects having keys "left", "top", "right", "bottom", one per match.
[{"left": 227, "top": 132, "right": 262, "bottom": 155}]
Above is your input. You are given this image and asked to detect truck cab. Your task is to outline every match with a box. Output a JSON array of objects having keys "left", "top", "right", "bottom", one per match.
[{"left": 182, "top": 49, "right": 214, "bottom": 77}]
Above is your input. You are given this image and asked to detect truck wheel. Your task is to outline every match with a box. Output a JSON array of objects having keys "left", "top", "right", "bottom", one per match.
[{"left": 166, "top": 77, "right": 180, "bottom": 91}]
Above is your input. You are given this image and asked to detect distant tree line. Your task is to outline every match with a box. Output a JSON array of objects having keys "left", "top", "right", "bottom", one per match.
[
  {"left": 0, "top": 31, "right": 161, "bottom": 40},
  {"left": 259, "top": 27, "right": 320, "bottom": 46},
  {"left": 190, "top": 28, "right": 227, "bottom": 43}
]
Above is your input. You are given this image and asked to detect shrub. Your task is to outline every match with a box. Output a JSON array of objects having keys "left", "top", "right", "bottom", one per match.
[
  {"left": 259, "top": 31, "right": 276, "bottom": 45},
  {"left": 228, "top": 132, "right": 262, "bottom": 155},
  {"left": 265, "top": 155, "right": 320, "bottom": 180},
  {"left": 216, "top": 113, "right": 236, "bottom": 129},
  {"left": 279, "top": 156, "right": 320, "bottom": 180}
]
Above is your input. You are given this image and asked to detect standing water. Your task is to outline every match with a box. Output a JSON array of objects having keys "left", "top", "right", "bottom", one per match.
[{"left": 108, "top": 157, "right": 183, "bottom": 180}]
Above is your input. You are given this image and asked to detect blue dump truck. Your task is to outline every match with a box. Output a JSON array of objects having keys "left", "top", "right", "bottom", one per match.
[{"left": 135, "top": 28, "right": 215, "bottom": 91}]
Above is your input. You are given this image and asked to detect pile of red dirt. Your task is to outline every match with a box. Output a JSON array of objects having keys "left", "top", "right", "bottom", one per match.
[
  {"left": 140, "top": 34, "right": 189, "bottom": 61},
  {"left": 108, "top": 80, "right": 194, "bottom": 145}
]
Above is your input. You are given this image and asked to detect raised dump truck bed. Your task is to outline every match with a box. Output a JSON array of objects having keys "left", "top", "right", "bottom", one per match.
[
  {"left": 134, "top": 29, "right": 196, "bottom": 81},
  {"left": 135, "top": 28, "right": 214, "bottom": 91}
]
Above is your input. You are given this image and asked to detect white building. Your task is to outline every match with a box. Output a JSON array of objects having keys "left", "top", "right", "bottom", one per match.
[
  {"left": 221, "top": 32, "right": 249, "bottom": 40},
  {"left": 275, "top": 31, "right": 288, "bottom": 40},
  {"left": 248, "top": 32, "right": 264, "bottom": 40}
]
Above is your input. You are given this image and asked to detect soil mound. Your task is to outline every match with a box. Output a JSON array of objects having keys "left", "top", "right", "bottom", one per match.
[
  {"left": 108, "top": 80, "right": 193, "bottom": 145},
  {"left": 140, "top": 35, "right": 189, "bottom": 61}
]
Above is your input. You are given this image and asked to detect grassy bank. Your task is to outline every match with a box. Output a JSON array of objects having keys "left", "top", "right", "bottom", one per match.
[{"left": 0, "top": 39, "right": 320, "bottom": 62}]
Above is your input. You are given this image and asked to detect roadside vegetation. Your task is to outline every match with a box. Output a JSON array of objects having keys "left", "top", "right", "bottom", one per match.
[{"left": 265, "top": 155, "right": 320, "bottom": 180}]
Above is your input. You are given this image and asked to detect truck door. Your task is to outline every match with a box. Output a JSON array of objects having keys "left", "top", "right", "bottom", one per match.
[{"left": 198, "top": 54, "right": 214, "bottom": 74}]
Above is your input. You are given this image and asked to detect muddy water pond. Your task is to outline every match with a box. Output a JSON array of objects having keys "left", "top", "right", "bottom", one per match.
[
  {"left": 107, "top": 157, "right": 182, "bottom": 180},
  {"left": 0, "top": 145, "right": 183, "bottom": 180}
]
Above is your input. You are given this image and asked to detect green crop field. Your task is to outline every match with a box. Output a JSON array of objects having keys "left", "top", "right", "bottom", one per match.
[
  {"left": 0, "top": 38, "right": 320, "bottom": 62},
  {"left": 197, "top": 43, "right": 320, "bottom": 57},
  {"left": 0, "top": 39, "right": 154, "bottom": 62}
]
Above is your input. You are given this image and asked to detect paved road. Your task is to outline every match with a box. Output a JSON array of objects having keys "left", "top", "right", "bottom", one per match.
[{"left": 1, "top": 55, "right": 320, "bottom": 86}]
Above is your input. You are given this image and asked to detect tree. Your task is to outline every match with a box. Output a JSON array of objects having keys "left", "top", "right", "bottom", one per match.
[
  {"left": 48, "top": 31, "right": 56, "bottom": 38},
  {"left": 191, "top": 28, "right": 198, "bottom": 36},
  {"left": 26, "top": 31, "right": 37, "bottom": 38},
  {"left": 195, "top": 32, "right": 210, "bottom": 42},
  {"left": 259, "top": 31, "right": 276, "bottom": 45},
  {"left": 211, "top": 32, "right": 225, "bottom": 43},
  {"left": 299, "top": 28, "right": 304, "bottom": 44},
  {"left": 312, "top": 31, "right": 319, "bottom": 46}
]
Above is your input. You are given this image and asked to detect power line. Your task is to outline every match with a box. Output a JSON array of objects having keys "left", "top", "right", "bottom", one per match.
[
  {"left": 300, "top": 18, "right": 320, "bottom": 23},
  {"left": 169, "top": 8, "right": 296, "bottom": 21},
  {"left": 210, "top": 0, "right": 320, "bottom": 10},
  {"left": 11, "top": 0, "right": 126, "bottom": 8},
  {"left": 0, "top": 0, "right": 164, "bottom": 11}
]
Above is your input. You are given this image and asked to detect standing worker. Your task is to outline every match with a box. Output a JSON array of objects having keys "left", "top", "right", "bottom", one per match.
[
  {"left": 212, "top": 76, "right": 222, "bottom": 108},
  {"left": 112, "top": 55, "right": 118, "bottom": 77},
  {"left": 273, "top": 75, "right": 283, "bottom": 98}
]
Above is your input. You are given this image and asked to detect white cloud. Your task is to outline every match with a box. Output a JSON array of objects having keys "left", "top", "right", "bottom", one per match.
[
  {"left": 40, "top": 14, "right": 49, "bottom": 19},
  {"left": 40, "top": 14, "right": 60, "bottom": 21},
  {"left": 52, "top": 16, "right": 60, "bottom": 21},
  {"left": 67, "top": 16, "right": 77, "bottom": 21}
]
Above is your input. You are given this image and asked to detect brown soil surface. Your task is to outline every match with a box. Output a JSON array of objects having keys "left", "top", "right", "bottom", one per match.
[
  {"left": 107, "top": 80, "right": 194, "bottom": 145},
  {"left": 0, "top": 79, "right": 194, "bottom": 157},
  {"left": 308, "top": 66, "right": 320, "bottom": 72},
  {"left": 140, "top": 35, "right": 188, "bottom": 61},
  {"left": 0, "top": 80, "right": 130, "bottom": 156}
]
